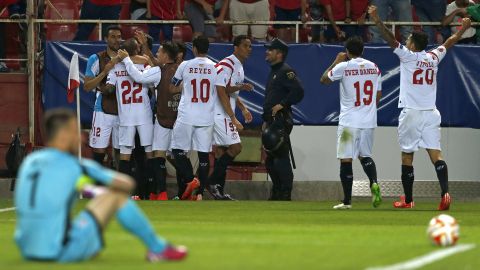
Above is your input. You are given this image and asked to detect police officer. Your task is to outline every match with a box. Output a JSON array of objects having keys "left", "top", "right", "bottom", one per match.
[{"left": 263, "top": 38, "right": 304, "bottom": 201}]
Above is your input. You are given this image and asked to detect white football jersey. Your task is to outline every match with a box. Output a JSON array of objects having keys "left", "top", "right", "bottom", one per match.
[
  {"left": 107, "top": 62, "right": 158, "bottom": 126},
  {"left": 214, "top": 54, "right": 244, "bottom": 119},
  {"left": 172, "top": 57, "right": 218, "bottom": 126},
  {"left": 328, "top": 57, "right": 382, "bottom": 128},
  {"left": 394, "top": 43, "right": 447, "bottom": 110}
]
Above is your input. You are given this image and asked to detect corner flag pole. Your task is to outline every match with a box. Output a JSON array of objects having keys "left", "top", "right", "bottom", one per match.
[{"left": 67, "top": 52, "right": 81, "bottom": 159}]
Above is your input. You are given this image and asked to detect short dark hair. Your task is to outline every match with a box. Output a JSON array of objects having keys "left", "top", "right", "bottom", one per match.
[
  {"left": 145, "top": 34, "right": 153, "bottom": 51},
  {"left": 120, "top": 38, "right": 138, "bottom": 56},
  {"left": 104, "top": 25, "right": 122, "bottom": 38},
  {"left": 161, "top": 41, "right": 178, "bottom": 61},
  {"left": 176, "top": 42, "right": 186, "bottom": 60},
  {"left": 410, "top": 31, "right": 429, "bottom": 51},
  {"left": 345, "top": 36, "right": 364, "bottom": 57},
  {"left": 233, "top": 35, "right": 249, "bottom": 47},
  {"left": 43, "top": 108, "right": 76, "bottom": 142},
  {"left": 192, "top": 35, "right": 209, "bottom": 54}
]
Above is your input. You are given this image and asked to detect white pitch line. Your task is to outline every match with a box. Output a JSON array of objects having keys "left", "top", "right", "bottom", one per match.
[
  {"left": 366, "top": 244, "right": 476, "bottom": 270},
  {"left": 0, "top": 207, "right": 16, "bottom": 213}
]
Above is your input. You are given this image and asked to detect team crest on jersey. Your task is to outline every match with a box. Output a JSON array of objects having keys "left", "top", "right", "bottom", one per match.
[
  {"left": 232, "top": 132, "right": 238, "bottom": 140},
  {"left": 438, "top": 47, "right": 444, "bottom": 52},
  {"left": 286, "top": 71, "right": 295, "bottom": 79},
  {"left": 199, "top": 64, "right": 204, "bottom": 67}
]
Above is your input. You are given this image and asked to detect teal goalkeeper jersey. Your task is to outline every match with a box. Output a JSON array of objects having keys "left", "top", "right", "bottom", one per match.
[{"left": 14, "top": 148, "right": 114, "bottom": 260}]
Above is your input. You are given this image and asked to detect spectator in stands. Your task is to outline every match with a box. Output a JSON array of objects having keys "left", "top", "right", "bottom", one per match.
[
  {"left": 369, "top": 0, "right": 412, "bottom": 43},
  {"left": 229, "top": 0, "right": 270, "bottom": 41},
  {"left": 73, "top": 0, "right": 122, "bottom": 41},
  {"left": 309, "top": 0, "right": 324, "bottom": 42},
  {"left": 344, "top": 0, "right": 368, "bottom": 40},
  {"left": 146, "top": 0, "right": 183, "bottom": 42},
  {"left": 273, "top": 0, "right": 307, "bottom": 42},
  {"left": 184, "top": 0, "right": 229, "bottom": 41},
  {"left": 320, "top": 0, "right": 346, "bottom": 42},
  {"left": 442, "top": 0, "right": 476, "bottom": 43},
  {"left": 411, "top": 0, "right": 447, "bottom": 44}
]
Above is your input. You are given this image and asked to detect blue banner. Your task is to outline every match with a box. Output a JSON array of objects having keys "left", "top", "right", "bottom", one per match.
[{"left": 43, "top": 41, "right": 480, "bottom": 128}]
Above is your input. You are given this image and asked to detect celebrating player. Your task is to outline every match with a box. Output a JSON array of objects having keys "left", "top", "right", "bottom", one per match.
[
  {"left": 84, "top": 25, "right": 122, "bottom": 166},
  {"left": 208, "top": 35, "right": 254, "bottom": 200},
  {"left": 321, "top": 36, "right": 383, "bottom": 209},
  {"left": 14, "top": 109, "right": 187, "bottom": 262},
  {"left": 105, "top": 38, "right": 160, "bottom": 185},
  {"left": 120, "top": 41, "right": 180, "bottom": 201},
  {"left": 170, "top": 35, "right": 218, "bottom": 201},
  {"left": 369, "top": 5, "right": 472, "bottom": 210}
]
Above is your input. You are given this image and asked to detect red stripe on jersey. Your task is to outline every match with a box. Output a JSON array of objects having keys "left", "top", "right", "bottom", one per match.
[
  {"left": 217, "top": 62, "right": 234, "bottom": 72},
  {"left": 427, "top": 51, "right": 439, "bottom": 61},
  {"left": 217, "top": 68, "right": 224, "bottom": 74},
  {"left": 225, "top": 57, "right": 235, "bottom": 66}
]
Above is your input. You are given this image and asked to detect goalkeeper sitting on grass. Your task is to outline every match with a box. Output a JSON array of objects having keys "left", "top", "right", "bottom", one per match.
[{"left": 14, "top": 108, "right": 187, "bottom": 263}]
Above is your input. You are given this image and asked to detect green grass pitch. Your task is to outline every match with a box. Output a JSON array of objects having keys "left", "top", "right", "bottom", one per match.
[{"left": 0, "top": 199, "right": 479, "bottom": 270}]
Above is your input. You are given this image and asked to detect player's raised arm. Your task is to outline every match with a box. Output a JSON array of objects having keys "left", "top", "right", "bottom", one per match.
[
  {"left": 320, "top": 52, "right": 347, "bottom": 85},
  {"left": 368, "top": 5, "right": 399, "bottom": 49},
  {"left": 78, "top": 159, "right": 135, "bottom": 194},
  {"left": 442, "top": 18, "right": 472, "bottom": 49},
  {"left": 118, "top": 49, "right": 161, "bottom": 87}
]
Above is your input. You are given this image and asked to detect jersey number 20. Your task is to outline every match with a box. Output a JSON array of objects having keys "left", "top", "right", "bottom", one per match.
[
  {"left": 190, "top": 79, "right": 210, "bottom": 103},
  {"left": 121, "top": 81, "right": 143, "bottom": 104},
  {"left": 354, "top": 80, "right": 374, "bottom": 107},
  {"left": 413, "top": 68, "right": 434, "bottom": 85}
]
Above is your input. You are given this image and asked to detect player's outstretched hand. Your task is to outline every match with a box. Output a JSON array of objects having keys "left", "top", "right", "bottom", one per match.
[
  {"left": 462, "top": 18, "right": 471, "bottom": 30},
  {"left": 117, "top": 49, "right": 129, "bottom": 60},
  {"left": 134, "top": 30, "right": 147, "bottom": 46},
  {"left": 232, "top": 117, "right": 244, "bottom": 131},
  {"left": 368, "top": 5, "right": 379, "bottom": 21},
  {"left": 242, "top": 109, "right": 253, "bottom": 123},
  {"left": 240, "top": 83, "right": 254, "bottom": 91}
]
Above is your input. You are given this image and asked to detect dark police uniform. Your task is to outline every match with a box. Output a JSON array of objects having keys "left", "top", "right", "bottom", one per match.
[{"left": 263, "top": 39, "right": 304, "bottom": 201}]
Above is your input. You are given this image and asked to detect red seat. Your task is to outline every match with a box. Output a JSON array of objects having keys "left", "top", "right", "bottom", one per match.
[
  {"left": 119, "top": 0, "right": 131, "bottom": 20},
  {"left": 46, "top": 24, "right": 77, "bottom": 41},
  {"left": 44, "top": 1, "right": 80, "bottom": 41}
]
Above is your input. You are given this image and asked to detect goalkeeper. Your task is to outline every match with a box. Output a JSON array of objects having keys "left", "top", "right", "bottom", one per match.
[{"left": 14, "top": 108, "right": 187, "bottom": 263}]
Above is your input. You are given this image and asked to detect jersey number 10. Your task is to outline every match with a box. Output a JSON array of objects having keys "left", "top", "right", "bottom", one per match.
[
  {"left": 121, "top": 81, "right": 143, "bottom": 104},
  {"left": 353, "top": 80, "right": 374, "bottom": 107},
  {"left": 190, "top": 79, "right": 210, "bottom": 103}
]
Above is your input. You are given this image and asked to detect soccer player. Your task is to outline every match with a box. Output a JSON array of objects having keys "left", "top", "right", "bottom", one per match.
[
  {"left": 105, "top": 38, "right": 160, "bottom": 185},
  {"left": 208, "top": 35, "right": 254, "bottom": 200},
  {"left": 14, "top": 108, "right": 187, "bottom": 262},
  {"left": 369, "top": 5, "right": 472, "bottom": 210},
  {"left": 320, "top": 36, "right": 383, "bottom": 209},
  {"left": 84, "top": 25, "right": 122, "bottom": 166},
  {"left": 119, "top": 41, "right": 180, "bottom": 201},
  {"left": 170, "top": 35, "right": 218, "bottom": 201}
]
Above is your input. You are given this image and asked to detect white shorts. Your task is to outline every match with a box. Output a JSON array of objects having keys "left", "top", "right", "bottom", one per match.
[
  {"left": 398, "top": 108, "right": 441, "bottom": 153},
  {"left": 119, "top": 124, "right": 153, "bottom": 147},
  {"left": 89, "top": 111, "right": 119, "bottom": 149},
  {"left": 336, "top": 125, "right": 374, "bottom": 159},
  {"left": 152, "top": 119, "right": 173, "bottom": 151},
  {"left": 171, "top": 121, "right": 213, "bottom": 153},
  {"left": 213, "top": 117, "right": 241, "bottom": 146}
]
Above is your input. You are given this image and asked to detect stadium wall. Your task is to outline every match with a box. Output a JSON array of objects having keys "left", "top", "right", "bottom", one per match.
[{"left": 291, "top": 126, "right": 480, "bottom": 181}]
